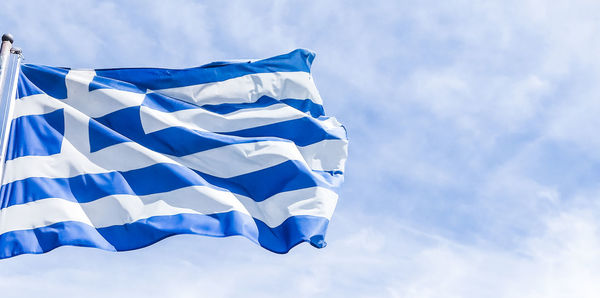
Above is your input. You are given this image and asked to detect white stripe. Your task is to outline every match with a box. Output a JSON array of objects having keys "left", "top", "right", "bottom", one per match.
[
  {"left": 12, "top": 93, "right": 63, "bottom": 119},
  {"left": 0, "top": 186, "right": 337, "bottom": 234},
  {"left": 63, "top": 69, "right": 145, "bottom": 118},
  {"left": 3, "top": 129, "right": 344, "bottom": 183},
  {"left": 64, "top": 70, "right": 148, "bottom": 119},
  {"left": 14, "top": 71, "right": 321, "bottom": 120},
  {"left": 152, "top": 71, "right": 323, "bottom": 106},
  {"left": 169, "top": 140, "right": 304, "bottom": 178},
  {"left": 13, "top": 72, "right": 145, "bottom": 120},
  {"left": 13, "top": 87, "right": 145, "bottom": 120},
  {"left": 140, "top": 103, "right": 307, "bottom": 134},
  {"left": 0, "top": 199, "right": 94, "bottom": 235},
  {"left": 3, "top": 133, "right": 345, "bottom": 185},
  {"left": 69, "top": 88, "right": 146, "bottom": 118}
]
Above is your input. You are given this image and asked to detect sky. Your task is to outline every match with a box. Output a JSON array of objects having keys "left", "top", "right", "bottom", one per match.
[{"left": 1, "top": 0, "right": 600, "bottom": 297}]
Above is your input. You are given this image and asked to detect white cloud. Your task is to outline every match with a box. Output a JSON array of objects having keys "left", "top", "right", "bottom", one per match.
[{"left": 385, "top": 207, "right": 600, "bottom": 298}]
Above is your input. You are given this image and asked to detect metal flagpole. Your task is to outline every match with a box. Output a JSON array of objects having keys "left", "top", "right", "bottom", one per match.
[{"left": 0, "top": 33, "right": 22, "bottom": 184}]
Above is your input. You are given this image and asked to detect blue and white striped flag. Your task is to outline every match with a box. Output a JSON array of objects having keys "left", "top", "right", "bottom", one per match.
[{"left": 0, "top": 49, "right": 347, "bottom": 258}]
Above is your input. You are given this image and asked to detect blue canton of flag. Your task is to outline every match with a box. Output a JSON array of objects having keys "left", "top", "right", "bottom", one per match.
[{"left": 0, "top": 49, "right": 347, "bottom": 258}]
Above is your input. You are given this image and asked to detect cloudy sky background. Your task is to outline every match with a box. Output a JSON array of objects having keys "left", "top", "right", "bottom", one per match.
[{"left": 1, "top": 1, "right": 600, "bottom": 297}]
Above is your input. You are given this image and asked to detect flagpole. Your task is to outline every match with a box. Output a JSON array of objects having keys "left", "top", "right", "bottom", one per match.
[{"left": 0, "top": 33, "right": 21, "bottom": 185}]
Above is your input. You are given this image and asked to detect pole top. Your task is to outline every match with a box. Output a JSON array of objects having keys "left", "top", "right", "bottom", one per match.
[{"left": 1, "top": 34, "right": 13, "bottom": 43}]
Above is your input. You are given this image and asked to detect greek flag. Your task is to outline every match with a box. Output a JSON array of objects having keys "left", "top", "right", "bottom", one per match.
[{"left": 0, "top": 49, "right": 347, "bottom": 258}]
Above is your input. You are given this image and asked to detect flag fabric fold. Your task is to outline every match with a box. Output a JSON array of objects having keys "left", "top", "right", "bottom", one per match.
[{"left": 0, "top": 49, "right": 347, "bottom": 258}]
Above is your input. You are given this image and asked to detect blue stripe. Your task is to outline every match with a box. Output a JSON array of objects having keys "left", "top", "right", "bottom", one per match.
[
  {"left": 19, "top": 64, "right": 69, "bottom": 99},
  {"left": 0, "top": 161, "right": 342, "bottom": 208},
  {"left": 87, "top": 116, "right": 132, "bottom": 152},
  {"left": 201, "top": 96, "right": 325, "bottom": 118},
  {"left": 224, "top": 117, "right": 344, "bottom": 147},
  {"left": 5, "top": 108, "right": 341, "bottom": 183},
  {"left": 89, "top": 107, "right": 273, "bottom": 154},
  {"left": 195, "top": 160, "right": 327, "bottom": 202},
  {"left": 90, "top": 106, "right": 339, "bottom": 154},
  {"left": 0, "top": 221, "right": 116, "bottom": 259},
  {"left": 16, "top": 70, "right": 45, "bottom": 99},
  {"left": 279, "top": 98, "right": 325, "bottom": 118},
  {"left": 143, "top": 92, "right": 325, "bottom": 118},
  {"left": 90, "top": 49, "right": 315, "bottom": 92},
  {"left": 5, "top": 109, "right": 65, "bottom": 160},
  {"left": 141, "top": 92, "right": 199, "bottom": 112},
  {"left": 0, "top": 212, "right": 329, "bottom": 259}
]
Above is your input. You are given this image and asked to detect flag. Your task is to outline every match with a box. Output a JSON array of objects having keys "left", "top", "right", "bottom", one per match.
[{"left": 0, "top": 49, "right": 347, "bottom": 258}]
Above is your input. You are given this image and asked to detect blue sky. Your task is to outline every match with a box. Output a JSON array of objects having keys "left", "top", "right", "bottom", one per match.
[{"left": 2, "top": 1, "right": 600, "bottom": 297}]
